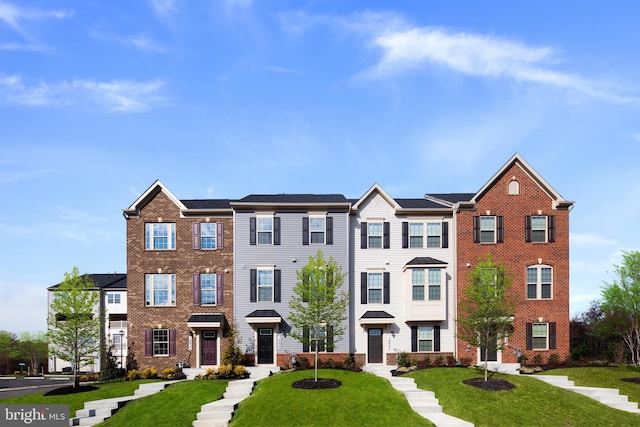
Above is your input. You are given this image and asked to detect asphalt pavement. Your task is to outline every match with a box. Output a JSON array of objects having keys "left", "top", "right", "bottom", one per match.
[{"left": 0, "top": 377, "right": 72, "bottom": 399}]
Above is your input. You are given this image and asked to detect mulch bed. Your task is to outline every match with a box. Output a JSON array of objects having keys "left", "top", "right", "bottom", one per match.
[
  {"left": 463, "top": 378, "right": 516, "bottom": 391},
  {"left": 44, "top": 385, "right": 98, "bottom": 396},
  {"left": 292, "top": 378, "right": 342, "bottom": 389},
  {"left": 621, "top": 378, "right": 640, "bottom": 384}
]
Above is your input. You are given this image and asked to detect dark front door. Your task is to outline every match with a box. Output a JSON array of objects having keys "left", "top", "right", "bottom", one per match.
[
  {"left": 257, "top": 328, "right": 273, "bottom": 364},
  {"left": 201, "top": 330, "right": 217, "bottom": 365},
  {"left": 480, "top": 331, "right": 498, "bottom": 362},
  {"left": 368, "top": 328, "right": 383, "bottom": 363}
]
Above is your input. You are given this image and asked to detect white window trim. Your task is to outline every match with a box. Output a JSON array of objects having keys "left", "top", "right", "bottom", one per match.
[
  {"left": 145, "top": 223, "right": 176, "bottom": 250},
  {"left": 427, "top": 268, "right": 442, "bottom": 301},
  {"left": 145, "top": 274, "right": 176, "bottom": 306},
  {"left": 411, "top": 268, "right": 425, "bottom": 301},
  {"left": 532, "top": 323, "right": 549, "bottom": 350},
  {"left": 107, "top": 293, "right": 121, "bottom": 304},
  {"left": 527, "top": 265, "right": 553, "bottom": 300},
  {"left": 368, "top": 222, "right": 383, "bottom": 249},
  {"left": 200, "top": 273, "right": 217, "bottom": 305},
  {"left": 200, "top": 223, "right": 217, "bottom": 250},
  {"left": 479, "top": 216, "right": 496, "bottom": 244},
  {"left": 257, "top": 216, "right": 273, "bottom": 245},
  {"left": 257, "top": 267, "right": 274, "bottom": 302},
  {"left": 367, "top": 271, "right": 384, "bottom": 304},
  {"left": 418, "top": 326, "right": 434, "bottom": 352},
  {"left": 153, "top": 328, "right": 169, "bottom": 356},
  {"left": 309, "top": 215, "right": 326, "bottom": 245},
  {"left": 531, "top": 215, "right": 548, "bottom": 243}
]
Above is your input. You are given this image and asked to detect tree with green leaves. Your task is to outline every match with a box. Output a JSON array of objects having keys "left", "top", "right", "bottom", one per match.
[
  {"left": 18, "top": 331, "right": 48, "bottom": 376},
  {"left": 600, "top": 250, "right": 640, "bottom": 365},
  {"left": 48, "top": 267, "right": 101, "bottom": 387},
  {"left": 288, "top": 250, "right": 349, "bottom": 381},
  {"left": 0, "top": 331, "right": 19, "bottom": 374},
  {"left": 457, "top": 254, "right": 515, "bottom": 381}
]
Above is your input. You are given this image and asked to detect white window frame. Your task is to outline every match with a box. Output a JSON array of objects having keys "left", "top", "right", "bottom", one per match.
[
  {"left": 145, "top": 223, "right": 176, "bottom": 250},
  {"left": 309, "top": 216, "right": 326, "bottom": 244},
  {"left": 532, "top": 323, "right": 548, "bottom": 350},
  {"left": 200, "top": 273, "right": 217, "bottom": 305},
  {"left": 427, "top": 268, "right": 442, "bottom": 301},
  {"left": 367, "top": 272, "right": 383, "bottom": 303},
  {"left": 527, "top": 265, "right": 553, "bottom": 300},
  {"left": 368, "top": 222, "right": 383, "bottom": 248},
  {"left": 418, "top": 326, "right": 434, "bottom": 352},
  {"left": 153, "top": 329, "right": 169, "bottom": 356},
  {"left": 409, "top": 223, "right": 424, "bottom": 248},
  {"left": 426, "top": 222, "right": 441, "bottom": 248},
  {"left": 145, "top": 274, "right": 176, "bottom": 306},
  {"left": 411, "top": 269, "right": 425, "bottom": 301},
  {"left": 530, "top": 216, "right": 548, "bottom": 243},
  {"left": 257, "top": 217, "right": 273, "bottom": 245},
  {"left": 479, "top": 216, "right": 496, "bottom": 243},
  {"left": 257, "top": 268, "right": 274, "bottom": 302},
  {"left": 107, "top": 293, "right": 121, "bottom": 304},
  {"left": 310, "top": 324, "right": 327, "bottom": 352},
  {"left": 200, "top": 223, "right": 217, "bottom": 250}
]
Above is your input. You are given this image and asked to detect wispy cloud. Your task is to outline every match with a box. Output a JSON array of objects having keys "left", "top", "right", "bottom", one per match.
[
  {"left": 0, "top": 1, "right": 72, "bottom": 51},
  {"left": 0, "top": 75, "right": 168, "bottom": 113},
  {"left": 90, "top": 28, "right": 168, "bottom": 53},
  {"left": 364, "top": 27, "right": 639, "bottom": 104},
  {"left": 571, "top": 232, "right": 617, "bottom": 248},
  {"left": 149, "top": 0, "right": 177, "bottom": 19}
]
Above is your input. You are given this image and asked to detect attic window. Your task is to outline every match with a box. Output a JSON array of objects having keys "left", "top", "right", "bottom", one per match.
[{"left": 508, "top": 180, "right": 520, "bottom": 195}]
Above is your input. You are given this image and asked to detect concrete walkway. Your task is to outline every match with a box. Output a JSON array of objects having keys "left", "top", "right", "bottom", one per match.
[
  {"left": 363, "top": 366, "right": 473, "bottom": 427},
  {"left": 192, "top": 366, "right": 278, "bottom": 427},
  {"left": 533, "top": 374, "right": 640, "bottom": 413}
]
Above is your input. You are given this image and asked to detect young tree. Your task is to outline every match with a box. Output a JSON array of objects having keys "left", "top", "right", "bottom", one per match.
[
  {"left": 18, "top": 331, "right": 48, "bottom": 375},
  {"left": 48, "top": 267, "right": 101, "bottom": 387},
  {"left": 600, "top": 250, "right": 640, "bottom": 365},
  {"left": 0, "top": 331, "right": 19, "bottom": 374},
  {"left": 288, "top": 250, "right": 349, "bottom": 381},
  {"left": 457, "top": 254, "right": 515, "bottom": 381}
]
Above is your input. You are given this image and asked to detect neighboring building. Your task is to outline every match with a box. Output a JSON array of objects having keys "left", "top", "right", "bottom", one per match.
[
  {"left": 231, "top": 194, "right": 352, "bottom": 367},
  {"left": 47, "top": 273, "right": 127, "bottom": 373},
  {"left": 350, "top": 184, "right": 466, "bottom": 366},
  {"left": 123, "top": 181, "right": 234, "bottom": 372},
  {"left": 454, "top": 154, "right": 573, "bottom": 366}
]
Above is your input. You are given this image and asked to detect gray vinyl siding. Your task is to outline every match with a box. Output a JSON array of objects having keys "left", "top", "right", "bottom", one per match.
[{"left": 234, "top": 210, "right": 350, "bottom": 358}]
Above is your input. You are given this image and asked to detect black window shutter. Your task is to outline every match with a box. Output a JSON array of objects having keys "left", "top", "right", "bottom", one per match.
[
  {"left": 434, "top": 326, "right": 441, "bottom": 352},
  {"left": 249, "top": 217, "right": 256, "bottom": 245},
  {"left": 402, "top": 222, "right": 408, "bottom": 248},
  {"left": 497, "top": 216, "right": 504, "bottom": 243},
  {"left": 302, "top": 217, "right": 309, "bottom": 245},
  {"left": 548, "top": 215, "right": 556, "bottom": 243},
  {"left": 525, "top": 216, "right": 532, "bottom": 242},
  {"left": 326, "top": 217, "right": 333, "bottom": 245},
  {"left": 383, "top": 272, "right": 390, "bottom": 304},
  {"left": 361, "top": 222, "right": 368, "bottom": 249},
  {"left": 144, "top": 329, "right": 152, "bottom": 356},
  {"left": 193, "top": 274, "right": 200, "bottom": 306},
  {"left": 274, "top": 217, "right": 281, "bottom": 245},
  {"left": 549, "top": 322, "right": 556, "bottom": 349},
  {"left": 217, "top": 222, "right": 224, "bottom": 249},
  {"left": 526, "top": 323, "right": 533, "bottom": 350},
  {"left": 360, "top": 272, "right": 367, "bottom": 304},
  {"left": 217, "top": 273, "right": 224, "bottom": 305},
  {"left": 411, "top": 326, "right": 417, "bottom": 352},
  {"left": 327, "top": 326, "right": 334, "bottom": 352},
  {"left": 442, "top": 222, "right": 449, "bottom": 248},
  {"left": 169, "top": 329, "right": 176, "bottom": 356},
  {"left": 250, "top": 269, "right": 257, "bottom": 302},
  {"left": 274, "top": 269, "right": 281, "bottom": 302},
  {"left": 193, "top": 223, "right": 201, "bottom": 249},
  {"left": 383, "top": 222, "right": 390, "bottom": 249},
  {"left": 303, "top": 327, "right": 309, "bottom": 352},
  {"left": 473, "top": 216, "right": 480, "bottom": 243}
]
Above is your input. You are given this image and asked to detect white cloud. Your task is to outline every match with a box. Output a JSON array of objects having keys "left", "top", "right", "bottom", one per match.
[
  {"left": 149, "top": 0, "right": 177, "bottom": 19},
  {"left": 0, "top": 1, "right": 72, "bottom": 51},
  {"left": 570, "top": 232, "right": 617, "bottom": 247},
  {"left": 0, "top": 75, "right": 168, "bottom": 113},
  {"left": 365, "top": 27, "right": 639, "bottom": 104}
]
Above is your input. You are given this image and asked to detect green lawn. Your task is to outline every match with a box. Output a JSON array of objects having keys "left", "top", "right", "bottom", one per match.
[
  {"left": 230, "top": 369, "right": 433, "bottom": 427},
  {"left": 407, "top": 367, "right": 640, "bottom": 427},
  {"left": 100, "top": 379, "right": 228, "bottom": 427},
  {"left": 0, "top": 379, "right": 159, "bottom": 417}
]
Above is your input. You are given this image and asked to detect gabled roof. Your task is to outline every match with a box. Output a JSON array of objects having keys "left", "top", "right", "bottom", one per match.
[
  {"left": 48, "top": 273, "right": 126, "bottom": 291},
  {"left": 352, "top": 184, "right": 456, "bottom": 214},
  {"left": 351, "top": 184, "right": 400, "bottom": 211},
  {"left": 471, "top": 153, "right": 574, "bottom": 210},
  {"left": 231, "top": 194, "right": 350, "bottom": 210},
  {"left": 424, "top": 193, "right": 475, "bottom": 206},
  {"left": 122, "top": 180, "right": 186, "bottom": 218}
]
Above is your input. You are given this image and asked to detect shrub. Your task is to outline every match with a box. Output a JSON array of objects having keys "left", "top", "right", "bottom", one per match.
[
  {"left": 324, "top": 358, "right": 335, "bottom": 368},
  {"left": 343, "top": 355, "right": 355, "bottom": 371},
  {"left": 140, "top": 368, "right": 158, "bottom": 379},
  {"left": 459, "top": 358, "right": 471, "bottom": 367},
  {"left": 547, "top": 353, "right": 561, "bottom": 366},
  {"left": 159, "top": 367, "right": 185, "bottom": 380},
  {"left": 217, "top": 364, "right": 233, "bottom": 378},
  {"left": 518, "top": 354, "right": 529, "bottom": 366},
  {"left": 79, "top": 374, "right": 99, "bottom": 382},
  {"left": 532, "top": 354, "right": 543, "bottom": 366},
  {"left": 233, "top": 365, "right": 247, "bottom": 377},
  {"left": 446, "top": 355, "right": 456, "bottom": 367},
  {"left": 127, "top": 369, "right": 140, "bottom": 381},
  {"left": 433, "top": 355, "right": 445, "bottom": 367},
  {"left": 298, "top": 356, "right": 310, "bottom": 369},
  {"left": 243, "top": 353, "right": 255, "bottom": 367},
  {"left": 397, "top": 352, "right": 410, "bottom": 368}
]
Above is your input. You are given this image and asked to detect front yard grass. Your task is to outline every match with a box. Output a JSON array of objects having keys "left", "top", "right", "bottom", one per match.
[
  {"left": 407, "top": 367, "right": 640, "bottom": 427},
  {"left": 230, "top": 369, "right": 433, "bottom": 427}
]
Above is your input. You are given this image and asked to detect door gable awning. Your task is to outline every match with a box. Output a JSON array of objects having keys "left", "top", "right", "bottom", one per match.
[
  {"left": 187, "top": 313, "right": 225, "bottom": 328},
  {"left": 246, "top": 309, "right": 282, "bottom": 325},
  {"left": 359, "top": 310, "right": 395, "bottom": 325}
]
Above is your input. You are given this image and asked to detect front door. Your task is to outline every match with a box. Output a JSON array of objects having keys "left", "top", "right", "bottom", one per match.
[
  {"left": 201, "top": 330, "right": 217, "bottom": 365},
  {"left": 257, "top": 328, "right": 274, "bottom": 364},
  {"left": 480, "top": 331, "right": 498, "bottom": 362},
  {"left": 368, "top": 328, "right": 383, "bottom": 363}
]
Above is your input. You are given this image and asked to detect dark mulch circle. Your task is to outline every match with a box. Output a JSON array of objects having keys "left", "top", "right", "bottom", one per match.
[
  {"left": 292, "top": 378, "right": 342, "bottom": 389},
  {"left": 463, "top": 378, "right": 516, "bottom": 391},
  {"left": 44, "top": 385, "right": 98, "bottom": 396},
  {"left": 621, "top": 378, "right": 640, "bottom": 384}
]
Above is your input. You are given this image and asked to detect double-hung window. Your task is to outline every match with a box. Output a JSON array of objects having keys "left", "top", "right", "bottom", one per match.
[
  {"left": 409, "top": 223, "right": 423, "bottom": 248},
  {"left": 200, "top": 273, "right": 217, "bottom": 305},
  {"left": 107, "top": 293, "right": 120, "bottom": 304},
  {"left": 532, "top": 323, "right": 548, "bottom": 350},
  {"left": 426, "top": 223, "right": 441, "bottom": 248},
  {"left": 367, "top": 272, "right": 383, "bottom": 303},
  {"left": 480, "top": 216, "right": 496, "bottom": 243},
  {"left": 412, "top": 269, "right": 425, "bottom": 300},
  {"left": 368, "top": 223, "right": 383, "bottom": 248},
  {"left": 145, "top": 274, "right": 176, "bottom": 306},
  {"left": 309, "top": 217, "right": 325, "bottom": 244},
  {"left": 526, "top": 215, "right": 555, "bottom": 243},
  {"left": 257, "top": 269, "right": 273, "bottom": 302},
  {"left": 145, "top": 223, "right": 176, "bottom": 250},
  {"left": 153, "top": 329, "right": 169, "bottom": 355},
  {"left": 418, "top": 326, "right": 434, "bottom": 351},
  {"left": 527, "top": 265, "right": 552, "bottom": 299},
  {"left": 257, "top": 217, "right": 273, "bottom": 245},
  {"left": 200, "top": 223, "right": 217, "bottom": 249},
  {"left": 428, "top": 269, "right": 441, "bottom": 300}
]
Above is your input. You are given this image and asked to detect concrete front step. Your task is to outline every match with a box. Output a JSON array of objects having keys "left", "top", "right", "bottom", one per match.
[{"left": 422, "top": 412, "right": 474, "bottom": 427}]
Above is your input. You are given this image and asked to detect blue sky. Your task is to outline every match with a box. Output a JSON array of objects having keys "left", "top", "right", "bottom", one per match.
[{"left": 1, "top": 1, "right": 639, "bottom": 334}]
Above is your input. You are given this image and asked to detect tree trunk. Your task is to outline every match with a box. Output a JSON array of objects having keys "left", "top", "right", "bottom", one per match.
[{"left": 484, "top": 346, "right": 488, "bottom": 381}]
